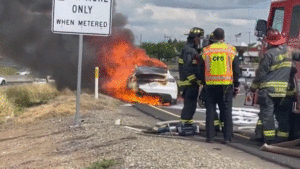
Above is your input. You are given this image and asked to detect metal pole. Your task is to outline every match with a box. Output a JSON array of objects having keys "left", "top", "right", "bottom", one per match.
[{"left": 75, "top": 34, "right": 83, "bottom": 126}]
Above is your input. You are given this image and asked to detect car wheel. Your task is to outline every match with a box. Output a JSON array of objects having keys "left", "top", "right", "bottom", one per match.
[{"left": 0, "top": 80, "right": 5, "bottom": 85}]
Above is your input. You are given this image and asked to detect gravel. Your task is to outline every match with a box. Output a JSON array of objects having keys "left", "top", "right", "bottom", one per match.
[{"left": 0, "top": 103, "right": 287, "bottom": 169}]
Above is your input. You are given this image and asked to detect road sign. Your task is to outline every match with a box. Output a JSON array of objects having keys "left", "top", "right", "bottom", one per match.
[{"left": 52, "top": 0, "right": 112, "bottom": 36}]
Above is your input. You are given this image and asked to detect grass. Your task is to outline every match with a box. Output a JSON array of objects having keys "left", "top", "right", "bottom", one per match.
[
  {"left": 0, "top": 84, "right": 59, "bottom": 123},
  {"left": 0, "top": 67, "right": 18, "bottom": 75},
  {"left": 0, "top": 83, "right": 121, "bottom": 124},
  {"left": 85, "top": 159, "right": 119, "bottom": 169},
  {"left": 5, "top": 84, "right": 59, "bottom": 107},
  {"left": 0, "top": 91, "right": 15, "bottom": 123}
]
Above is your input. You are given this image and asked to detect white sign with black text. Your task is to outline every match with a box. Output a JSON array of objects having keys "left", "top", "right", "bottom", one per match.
[{"left": 52, "top": 0, "right": 112, "bottom": 36}]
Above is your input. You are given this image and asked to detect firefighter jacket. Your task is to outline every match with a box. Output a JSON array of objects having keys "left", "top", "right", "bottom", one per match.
[
  {"left": 178, "top": 41, "right": 202, "bottom": 87},
  {"left": 200, "top": 42, "right": 240, "bottom": 86},
  {"left": 250, "top": 45, "right": 293, "bottom": 97}
]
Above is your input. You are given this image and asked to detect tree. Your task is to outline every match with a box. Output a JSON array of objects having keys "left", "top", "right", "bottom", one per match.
[
  {"left": 140, "top": 41, "right": 187, "bottom": 61},
  {"left": 173, "top": 38, "right": 178, "bottom": 44}
]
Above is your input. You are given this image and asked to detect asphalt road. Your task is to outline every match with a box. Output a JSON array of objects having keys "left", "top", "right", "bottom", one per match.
[{"left": 134, "top": 80, "right": 300, "bottom": 169}]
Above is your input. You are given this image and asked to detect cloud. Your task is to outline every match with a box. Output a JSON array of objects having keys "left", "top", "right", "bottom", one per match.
[
  {"left": 144, "top": 0, "right": 269, "bottom": 10},
  {"left": 115, "top": 0, "right": 270, "bottom": 45}
]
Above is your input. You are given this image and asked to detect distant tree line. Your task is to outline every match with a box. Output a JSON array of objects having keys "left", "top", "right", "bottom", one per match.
[{"left": 139, "top": 39, "right": 185, "bottom": 62}]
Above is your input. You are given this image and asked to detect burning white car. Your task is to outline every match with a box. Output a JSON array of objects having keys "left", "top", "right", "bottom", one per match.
[{"left": 127, "top": 66, "right": 178, "bottom": 104}]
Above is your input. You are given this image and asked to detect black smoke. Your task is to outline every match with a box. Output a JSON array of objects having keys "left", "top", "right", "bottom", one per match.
[{"left": 0, "top": 0, "right": 134, "bottom": 90}]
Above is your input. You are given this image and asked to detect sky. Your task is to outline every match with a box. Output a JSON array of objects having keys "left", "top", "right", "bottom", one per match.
[{"left": 115, "top": 0, "right": 271, "bottom": 46}]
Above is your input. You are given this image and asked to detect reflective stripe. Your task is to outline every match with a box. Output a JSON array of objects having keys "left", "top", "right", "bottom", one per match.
[
  {"left": 263, "top": 130, "right": 276, "bottom": 137},
  {"left": 206, "top": 76, "right": 233, "bottom": 80},
  {"left": 274, "top": 87, "right": 286, "bottom": 93},
  {"left": 178, "top": 80, "right": 192, "bottom": 86},
  {"left": 277, "top": 131, "right": 289, "bottom": 138},
  {"left": 180, "top": 119, "right": 193, "bottom": 124},
  {"left": 259, "top": 81, "right": 288, "bottom": 88},
  {"left": 187, "top": 74, "right": 197, "bottom": 81},
  {"left": 256, "top": 120, "right": 262, "bottom": 126},
  {"left": 192, "top": 60, "right": 198, "bottom": 64},
  {"left": 270, "top": 61, "right": 292, "bottom": 71},
  {"left": 221, "top": 122, "right": 224, "bottom": 127},
  {"left": 206, "top": 80, "right": 233, "bottom": 85},
  {"left": 178, "top": 58, "right": 184, "bottom": 64},
  {"left": 268, "top": 93, "right": 286, "bottom": 97},
  {"left": 214, "top": 120, "right": 220, "bottom": 126},
  {"left": 178, "top": 80, "right": 201, "bottom": 86}
]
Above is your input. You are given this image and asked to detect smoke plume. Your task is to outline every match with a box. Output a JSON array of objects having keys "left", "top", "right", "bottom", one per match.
[{"left": 0, "top": 0, "right": 134, "bottom": 90}]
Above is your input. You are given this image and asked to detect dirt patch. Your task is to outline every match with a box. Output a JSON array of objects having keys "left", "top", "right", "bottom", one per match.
[{"left": 0, "top": 92, "right": 124, "bottom": 168}]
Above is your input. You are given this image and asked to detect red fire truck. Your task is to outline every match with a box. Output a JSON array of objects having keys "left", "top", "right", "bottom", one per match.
[{"left": 249, "top": 0, "right": 300, "bottom": 139}]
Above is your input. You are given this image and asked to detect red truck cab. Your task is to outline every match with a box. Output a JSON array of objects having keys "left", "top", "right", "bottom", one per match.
[
  {"left": 254, "top": 0, "right": 300, "bottom": 110},
  {"left": 255, "top": 0, "right": 300, "bottom": 52}
]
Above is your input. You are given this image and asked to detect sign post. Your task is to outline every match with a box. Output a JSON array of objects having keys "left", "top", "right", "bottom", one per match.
[{"left": 52, "top": 0, "right": 112, "bottom": 126}]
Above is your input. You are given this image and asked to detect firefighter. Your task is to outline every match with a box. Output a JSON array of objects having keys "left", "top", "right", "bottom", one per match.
[
  {"left": 201, "top": 28, "right": 240, "bottom": 143},
  {"left": 177, "top": 27, "right": 204, "bottom": 135},
  {"left": 250, "top": 28, "right": 293, "bottom": 144},
  {"left": 199, "top": 34, "right": 223, "bottom": 133}
]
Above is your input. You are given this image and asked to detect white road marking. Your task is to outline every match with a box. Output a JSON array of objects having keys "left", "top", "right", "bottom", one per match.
[
  {"left": 149, "top": 105, "right": 181, "bottom": 118},
  {"left": 233, "top": 133, "right": 251, "bottom": 140},
  {"left": 123, "top": 126, "right": 143, "bottom": 132}
]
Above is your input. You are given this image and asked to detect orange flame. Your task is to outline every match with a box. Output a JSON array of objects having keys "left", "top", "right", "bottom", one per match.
[{"left": 91, "top": 35, "right": 167, "bottom": 105}]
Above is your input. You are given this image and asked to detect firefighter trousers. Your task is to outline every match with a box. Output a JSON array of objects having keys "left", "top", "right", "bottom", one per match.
[
  {"left": 180, "top": 85, "right": 199, "bottom": 121},
  {"left": 205, "top": 85, "right": 233, "bottom": 141},
  {"left": 289, "top": 112, "right": 300, "bottom": 140},
  {"left": 200, "top": 86, "right": 222, "bottom": 132},
  {"left": 258, "top": 89, "right": 292, "bottom": 142}
]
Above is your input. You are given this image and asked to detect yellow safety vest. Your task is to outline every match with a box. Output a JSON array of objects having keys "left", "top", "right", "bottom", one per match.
[{"left": 202, "top": 42, "right": 236, "bottom": 85}]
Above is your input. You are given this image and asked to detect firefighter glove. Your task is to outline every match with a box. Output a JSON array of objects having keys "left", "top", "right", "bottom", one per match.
[
  {"left": 250, "top": 87, "right": 257, "bottom": 93},
  {"left": 233, "top": 87, "right": 240, "bottom": 97}
]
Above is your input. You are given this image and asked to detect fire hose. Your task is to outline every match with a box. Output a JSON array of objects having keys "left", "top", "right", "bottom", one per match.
[{"left": 260, "top": 138, "right": 300, "bottom": 158}]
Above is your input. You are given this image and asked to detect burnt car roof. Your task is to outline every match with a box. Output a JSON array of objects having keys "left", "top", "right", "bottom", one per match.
[{"left": 135, "top": 66, "right": 168, "bottom": 75}]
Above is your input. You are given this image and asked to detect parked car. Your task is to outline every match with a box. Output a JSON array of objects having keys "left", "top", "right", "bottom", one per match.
[
  {"left": 16, "top": 70, "right": 30, "bottom": 75},
  {"left": 46, "top": 76, "right": 55, "bottom": 83},
  {"left": 127, "top": 66, "right": 178, "bottom": 104},
  {"left": 0, "top": 77, "right": 6, "bottom": 85},
  {"left": 241, "top": 68, "right": 256, "bottom": 77}
]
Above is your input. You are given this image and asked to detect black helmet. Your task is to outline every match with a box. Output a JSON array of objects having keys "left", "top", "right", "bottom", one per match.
[
  {"left": 185, "top": 27, "right": 204, "bottom": 38},
  {"left": 212, "top": 28, "right": 225, "bottom": 40},
  {"left": 209, "top": 33, "right": 217, "bottom": 44}
]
